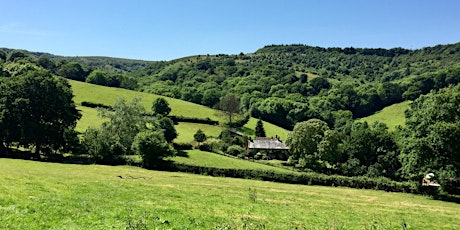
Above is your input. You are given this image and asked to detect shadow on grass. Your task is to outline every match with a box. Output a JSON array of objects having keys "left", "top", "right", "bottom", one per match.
[{"left": 176, "top": 150, "right": 189, "bottom": 157}]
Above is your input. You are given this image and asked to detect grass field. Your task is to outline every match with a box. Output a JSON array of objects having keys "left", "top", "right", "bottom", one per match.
[
  {"left": 358, "top": 101, "right": 412, "bottom": 131},
  {"left": 169, "top": 150, "right": 294, "bottom": 174},
  {"left": 175, "top": 122, "right": 225, "bottom": 143},
  {"left": 70, "top": 80, "right": 290, "bottom": 141},
  {"left": 1, "top": 158, "right": 459, "bottom": 229},
  {"left": 70, "top": 80, "right": 222, "bottom": 121}
]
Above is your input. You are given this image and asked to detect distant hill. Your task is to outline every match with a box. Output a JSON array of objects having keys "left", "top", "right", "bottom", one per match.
[
  {"left": 0, "top": 47, "right": 155, "bottom": 74},
  {"left": 2, "top": 42, "right": 460, "bottom": 130}
]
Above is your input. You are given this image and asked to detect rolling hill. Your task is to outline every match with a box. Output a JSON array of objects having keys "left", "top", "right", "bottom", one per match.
[{"left": 70, "top": 80, "right": 290, "bottom": 142}]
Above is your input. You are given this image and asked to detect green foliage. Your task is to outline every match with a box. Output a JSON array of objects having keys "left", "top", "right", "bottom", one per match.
[
  {"left": 132, "top": 130, "right": 175, "bottom": 168},
  {"left": 193, "top": 129, "right": 207, "bottom": 142},
  {"left": 57, "top": 62, "right": 87, "bottom": 81},
  {"left": 219, "top": 94, "right": 240, "bottom": 125},
  {"left": 86, "top": 70, "right": 108, "bottom": 86},
  {"left": 158, "top": 117, "right": 177, "bottom": 143},
  {"left": 226, "top": 145, "right": 245, "bottom": 157},
  {"left": 340, "top": 122, "right": 400, "bottom": 179},
  {"left": 286, "top": 119, "right": 339, "bottom": 169},
  {"left": 151, "top": 97, "right": 171, "bottom": 116},
  {"left": 98, "top": 97, "right": 150, "bottom": 153},
  {"left": 0, "top": 69, "right": 81, "bottom": 157},
  {"left": 255, "top": 119, "right": 266, "bottom": 137},
  {"left": 400, "top": 84, "right": 460, "bottom": 185}
]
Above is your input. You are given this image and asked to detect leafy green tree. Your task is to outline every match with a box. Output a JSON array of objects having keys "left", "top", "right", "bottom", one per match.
[
  {"left": 81, "top": 127, "right": 121, "bottom": 164},
  {"left": 340, "top": 122, "right": 400, "bottom": 178},
  {"left": 37, "top": 56, "right": 56, "bottom": 71},
  {"left": 286, "top": 119, "right": 339, "bottom": 169},
  {"left": 86, "top": 70, "right": 108, "bottom": 86},
  {"left": 98, "top": 97, "right": 149, "bottom": 153},
  {"left": 132, "top": 130, "right": 175, "bottom": 168},
  {"left": 0, "top": 69, "right": 81, "bottom": 158},
  {"left": 194, "top": 129, "right": 207, "bottom": 142},
  {"left": 310, "top": 77, "right": 331, "bottom": 94},
  {"left": 219, "top": 94, "right": 240, "bottom": 125},
  {"left": 57, "top": 62, "right": 86, "bottom": 81},
  {"left": 152, "top": 97, "right": 171, "bottom": 116},
  {"left": 399, "top": 85, "right": 460, "bottom": 183},
  {"left": 158, "top": 117, "right": 177, "bottom": 143},
  {"left": 255, "top": 119, "right": 266, "bottom": 137}
]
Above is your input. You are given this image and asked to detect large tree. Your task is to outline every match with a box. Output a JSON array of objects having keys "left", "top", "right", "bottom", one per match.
[
  {"left": 219, "top": 94, "right": 240, "bottom": 125},
  {"left": 0, "top": 69, "right": 81, "bottom": 158},
  {"left": 286, "top": 119, "right": 339, "bottom": 169},
  {"left": 399, "top": 84, "right": 460, "bottom": 184}
]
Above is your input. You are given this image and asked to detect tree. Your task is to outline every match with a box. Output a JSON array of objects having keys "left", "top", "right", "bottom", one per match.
[
  {"left": 286, "top": 119, "right": 339, "bottom": 169},
  {"left": 194, "top": 129, "right": 207, "bottom": 142},
  {"left": 399, "top": 85, "right": 460, "bottom": 184},
  {"left": 0, "top": 69, "right": 81, "bottom": 158},
  {"left": 310, "top": 77, "right": 331, "bottom": 94},
  {"left": 152, "top": 97, "right": 171, "bottom": 116},
  {"left": 57, "top": 62, "right": 86, "bottom": 81},
  {"left": 86, "top": 70, "right": 108, "bottom": 86},
  {"left": 219, "top": 94, "right": 240, "bottom": 125},
  {"left": 255, "top": 119, "right": 266, "bottom": 137},
  {"left": 132, "top": 130, "right": 175, "bottom": 168},
  {"left": 98, "top": 97, "right": 149, "bottom": 153},
  {"left": 158, "top": 117, "right": 177, "bottom": 143}
]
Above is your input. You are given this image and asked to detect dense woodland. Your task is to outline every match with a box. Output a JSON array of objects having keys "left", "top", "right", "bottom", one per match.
[{"left": 0, "top": 43, "right": 459, "bottom": 194}]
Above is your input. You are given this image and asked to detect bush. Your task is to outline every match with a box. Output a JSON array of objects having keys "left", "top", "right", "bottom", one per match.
[
  {"left": 193, "top": 129, "right": 207, "bottom": 142},
  {"left": 226, "top": 145, "right": 245, "bottom": 156},
  {"left": 131, "top": 130, "right": 175, "bottom": 168}
]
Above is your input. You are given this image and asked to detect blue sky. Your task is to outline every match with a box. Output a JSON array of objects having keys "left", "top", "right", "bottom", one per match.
[{"left": 1, "top": 0, "right": 459, "bottom": 61}]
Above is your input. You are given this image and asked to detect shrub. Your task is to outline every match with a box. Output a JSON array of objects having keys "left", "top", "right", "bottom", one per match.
[
  {"left": 131, "top": 130, "right": 175, "bottom": 168},
  {"left": 226, "top": 145, "right": 245, "bottom": 156},
  {"left": 193, "top": 129, "right": 207, "bottom": 142}
]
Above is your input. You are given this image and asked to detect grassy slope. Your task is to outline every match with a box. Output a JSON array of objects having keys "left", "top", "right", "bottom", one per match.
[
  {"left": 70, "top": 80, "right": 290, "bottom": 142},
  {"left": 1, "top": 159, "right": 459, "bottom": 229},
  {"left": 169, "top": 150, "right": 294, "bottom": 173},
  {"left": 70, "top": 80, "right": 222, "bottom": 121},
  {"left": 358, "top": 101, "right": 412, "bottom": 131}
]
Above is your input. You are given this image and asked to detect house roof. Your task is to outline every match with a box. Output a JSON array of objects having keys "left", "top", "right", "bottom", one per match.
[{"left": 248, "top": 137, "right": 289, "bottom": 150}]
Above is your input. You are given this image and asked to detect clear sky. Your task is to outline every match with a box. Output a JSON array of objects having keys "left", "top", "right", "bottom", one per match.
[{"left": 1, "top": 0, "right": 459, "bottom": 61}]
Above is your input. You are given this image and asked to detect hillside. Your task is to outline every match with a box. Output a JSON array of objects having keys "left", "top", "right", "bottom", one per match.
[
  {"left": 1, "top": 158, "right": 459, "bottom": 229},
  {"left": 70, "top": 80, "right": 290, "bottom": 141},
  {"left": 358, "top": 100, "right": 411, "bottom": 130}
]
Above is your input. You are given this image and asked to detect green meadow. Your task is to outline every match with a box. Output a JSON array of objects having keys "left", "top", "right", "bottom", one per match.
[
  {"left": 169, "top": 150, "right": 294, "bottom": 173},
  {"left": 358, "top": 101, "right": 412, "bottom": 131},
  {"left": 70, "top": 80, "right": 222, "bottom": 121},
  {"left": 1, "top": 158, "right": 458, "bottom": 229},
  {"left": 70, "top": 80, "right": 290, "bottom": 142}
]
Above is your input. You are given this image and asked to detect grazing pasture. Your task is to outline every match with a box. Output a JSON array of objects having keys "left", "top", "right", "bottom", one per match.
[
  {"left": 1, "top": 159, "right": 458, "bottom": 229},
  {"left": 70, "top": 80, "right": 290, "bottom": 142},
  {"left": 358, "top": 100, "right": 411, "bottom": 130}
]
